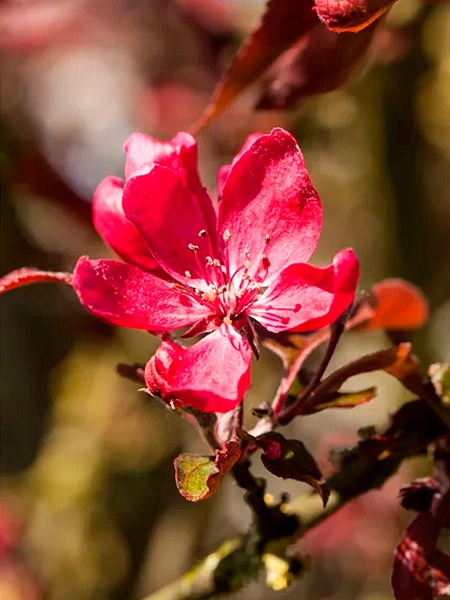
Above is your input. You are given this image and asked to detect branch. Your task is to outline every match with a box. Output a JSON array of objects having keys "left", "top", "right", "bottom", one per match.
[{"left": 141, "top": 452, "right": 402, "bottom": 600}]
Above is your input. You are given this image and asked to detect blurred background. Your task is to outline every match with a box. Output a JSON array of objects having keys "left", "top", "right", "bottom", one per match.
[{"left": 0, "top": 1, "right": 449, "bottom": 599}]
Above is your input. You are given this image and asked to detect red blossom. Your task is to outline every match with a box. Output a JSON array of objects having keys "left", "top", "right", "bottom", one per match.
[{"left": 1, "top": 128, "right": 359, "bottom": 412}]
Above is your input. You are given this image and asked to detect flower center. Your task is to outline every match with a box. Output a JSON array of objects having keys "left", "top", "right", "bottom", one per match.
[{"left": 178, "top": 228, "right": 271, "bottom": 324}]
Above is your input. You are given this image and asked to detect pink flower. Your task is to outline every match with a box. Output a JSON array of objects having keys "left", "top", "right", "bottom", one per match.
[{"left": 72, "top": 127, "right": 359, "bottom": 412}]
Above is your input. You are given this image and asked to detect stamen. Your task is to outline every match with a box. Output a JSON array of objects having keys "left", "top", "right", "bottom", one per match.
[
  {"left": 188, "top": 244, "right": 199, "bottom": 252},
  {"left": 184, "top": 270, "right": 192, "bottom": 278},
  {"left": 198, "top": 229, "right": 207, "bottom": 238},
  {"left": 264, "top": 234, "right": 271, "bottom": 244},
  {"left": 223, "top": 230, "right": 231, "bottom": 242},
  {"left": 212, "top": 259, "right": 221, "bottom": 267}
]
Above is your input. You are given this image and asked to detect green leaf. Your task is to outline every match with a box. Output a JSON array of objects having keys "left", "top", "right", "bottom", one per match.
[
  {"left": 256, "top": 432, "right": 330, "bottom": 506},
  {"left": 311, "top": 387, "right": 377, "bottom": 412},
  {"left": 174, "top": 440, "right": 241, "bottom": 502}
]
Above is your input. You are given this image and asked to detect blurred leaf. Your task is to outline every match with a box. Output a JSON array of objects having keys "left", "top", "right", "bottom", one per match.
[
  {"left": 314, "top": 0, "right": 395, "bottom": 32},
  {"left": 311, "top": 386, "right": 377, "bottom": 412},
  {"left": 353, "top": 278, "right": 429, "bottom": 333},
  {"left": 304, "top": 343, "right": 420, "bottom": 414},
  {"left": 257, "top": 22, "right": 377, "bottom": 110},
  {"left": 392, "top": 490, "right": 450, "bottom": 600},
  {"left": 399, "top": 477, "right": 441, "bottom": 512},
  {"left": 0, "top": 267, "right": 73, "bottom": 294},
  {"left": 174, "top": 440, "right": 241, "bottom": 502},
  {"left": 359, "top": 399, "right": 448, "bottom": 460},
  {"left": 263, "top": 553, "right": 301, "bottom": 591},
  {"left": 429, "top": 363, "right": 450, "bottom": 407},
  {"left": 256, "top": 432, "right": 329, "bottom": 505},
  {"left": 191, "top": 0, "right": 316, "bottom": 131}
]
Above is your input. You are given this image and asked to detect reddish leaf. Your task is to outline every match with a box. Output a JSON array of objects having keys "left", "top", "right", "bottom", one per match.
[
  {"left": 303, "top": 343, "right": 418, "bottom": 414},
  {"left": 0, "top": 267, "right": 73, "bottom": 294},
  {"left": 257, "top": 21, "right": 377, "bottom": 110},
  {"left": 191, "top": 0, "right": 317, "bottom": 131},
  {"left": 310, "top": 386, "right": 377, "bottom": 413},
  {"left": 392, "top": 490, "right": 450, "bottom": 600},
  {"left": 358, "top": 278, "right": 429, "bottom": 332},
  {"left": 256, "top": 432, "right": 330, "bottom": 505},
  {"left": 399, "top": 477, "right": 441, "bottom": 513},
  {"left": 359, "top": 399, "right": 448, "bottom": 460},
  {"left": 314, "top": 0, "right": 396, "bottom": 32},
  {"left": 174, "top": 440, "right": 241, "bottom": 502}
]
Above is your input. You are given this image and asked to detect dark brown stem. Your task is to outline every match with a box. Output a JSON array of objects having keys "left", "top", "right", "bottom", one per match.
[{"left": 277, "top": 315, "right": 347, "bottom": 425}]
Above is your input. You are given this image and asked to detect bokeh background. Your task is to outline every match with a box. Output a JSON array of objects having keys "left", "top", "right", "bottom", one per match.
[{"left": 1, "top": 1, "right": 449, "bottom": 599}]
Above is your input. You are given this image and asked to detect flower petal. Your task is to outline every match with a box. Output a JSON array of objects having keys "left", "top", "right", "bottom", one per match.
[
  {"left": 124, "top": 131, "right": 197, "bottom": 179},
  {"left": 145, "top": 325, "right": 252, "bottom": 413},
  {"left": 93, "top": 176, "right": 166, "bottom": 275},
  {"left": 218, "top": 128, "right": 322, "bottom": 285},
  {"left": 123, "top": 164, "right": 221, "bottom": 288},
  {"left": 73, "top": 256, "right": 212, "bottom": 330},
  {"left": 249, "top": 249, "right": 359, "bottom": 332},
  {"left": 217, "top": 133, "right": 264, "bottom": 197},
  {"left": 125, "top": 132, "right": 218, "bottom": 246}
]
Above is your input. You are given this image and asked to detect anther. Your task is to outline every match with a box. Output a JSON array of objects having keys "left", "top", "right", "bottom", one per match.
[
  {"left": 188, "top": 243, "right": 199, "bottom": 252},
  {"left": 212, "top": 259, "right": 221, "bottom": 267},
  {"left": 185, "top": 270, "right": 192, "bottom": 278},
  {"left": 198, "top": 229, "right": 207, "bottom": 238},
  {"left": 223, "top": 230, "right": 231, "bottom": 242},
  {"left": 264, "top": 234, "right": 271, "bottom": 244}
]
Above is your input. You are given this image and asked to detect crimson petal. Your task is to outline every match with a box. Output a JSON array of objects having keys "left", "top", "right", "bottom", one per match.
[
  {"left": 93, "top": 176, "right": 165, "bottom": 275},
  {"left": 124, "top": 131, "right": 197, "bottom": 179},
  {"left": 73, "top": 257, "right": 212, "bottom": 330},
  {"left": 146, "top": 325, "right": 252, "bottom": 413},
  {"left": 218, "top": 128, "right": 322, "bottom": 286},
  {"left": 123, "top": 164, "right": 220, "bottom": 288},
  {"left": 249, "top": 248, "right": 359, "bottom": 332},
  {"left": 216, "top": 132, "right": 264, "bottom": 197}
]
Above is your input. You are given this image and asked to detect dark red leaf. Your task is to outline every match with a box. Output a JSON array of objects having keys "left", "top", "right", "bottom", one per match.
[
  {"left": 257, "top": 21, "right": 377, "bottom": 110},
  {"left": 359, "top": 399, "right": 448, "bottom": 461},
  {"left": 314, "top": 0, "right": 396, "bottom": 32},
  {"left": 256, "top": 432, "right": 330, "bottom": 505},
  {"left": 392, "top": 490, "right": 450, "bottom": 600},
  {"left": 191, "top": 0, "right": 317, "bottom": 131},
  {"left": 399, "top": 477, "right": 441, "bottom": 513}
]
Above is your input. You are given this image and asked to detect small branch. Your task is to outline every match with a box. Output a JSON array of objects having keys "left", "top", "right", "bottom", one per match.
[
  {"left": 277, "top": 317, "right": 346, "bottom": 425},
  {"left": 141, "top": 449, "right": 403, "bottom": 600}
]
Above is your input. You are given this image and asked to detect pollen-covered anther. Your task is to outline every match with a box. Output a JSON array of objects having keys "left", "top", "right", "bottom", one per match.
[
  {"left": 212, "top": 259, "right": 221, "bottom": 267},
  {"left": 184, "top": 270, "right": 192, "bottom": 278},
  {"left": 223, "top": 229, "right": 231, "bottom": 242},
  {"left": 188, "top": 243, "right": 199, "bottom": 252},
  {"left": 198, "top": 229, "right": 207, "bottom": 238}
]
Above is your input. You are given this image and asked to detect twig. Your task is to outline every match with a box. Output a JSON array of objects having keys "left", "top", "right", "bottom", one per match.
[
  {"left": 140, "top": 450, "right": 403, "bottom": 600},
  {"left": 277, "top": 316, "right": 347, "bottom": 425}
]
